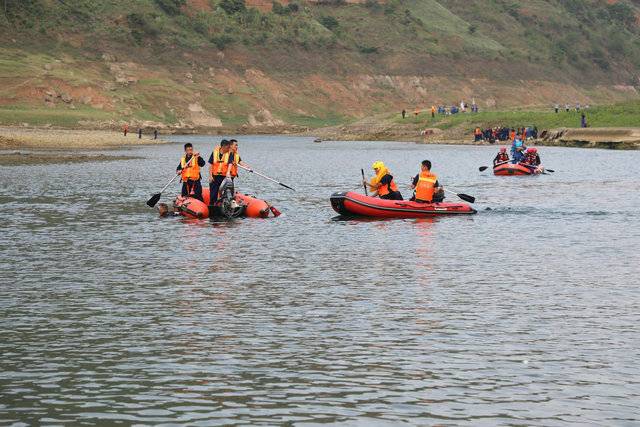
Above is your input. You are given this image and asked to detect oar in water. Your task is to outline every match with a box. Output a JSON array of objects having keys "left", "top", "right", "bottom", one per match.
[
  {"left": 146, "top": 155, "right": 197, "bottom": 207},
  {"left": 238, "top": 164, "right": 295, "bottom": 191},
  {"left": 361, "top": 169, "right": 368, "bottom": 196},
  {"left": 479, "top": 166, "right": 490, "bottom": 172}
]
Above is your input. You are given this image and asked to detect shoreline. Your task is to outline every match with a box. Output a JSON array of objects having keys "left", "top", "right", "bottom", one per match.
[
  {"left": 1, "top": 124, "right": 639, "bottom": 150},
  {"left": 0, "top": 126, "right": 167, "bottom": 150}
]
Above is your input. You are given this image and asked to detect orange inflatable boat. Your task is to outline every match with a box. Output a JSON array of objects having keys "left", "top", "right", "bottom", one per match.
[
  {"left": 174, "top": 196, "right": 209, "bottom": 219},
  {"left": 201, "top": 187, "right": 277, "bottom": 218}
]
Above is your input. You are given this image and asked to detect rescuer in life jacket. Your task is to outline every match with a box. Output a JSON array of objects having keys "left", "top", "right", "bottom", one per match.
[
  {"left": 365, "top": 161, "right": 403, "bottom": 200},
  {"left": 410, "top": 160, "right": 444, "bottom": 203},
  {"left": 520, "top": 147, "right": 542, "bottom": 172},
  {"left": 228, "top": 139, "right": 252, "bottom": 181},
  {"left": 208, "top": 139, "right": 234, "bottom": 207},
  {"left": 176, "top": 143, "right": 206, "bottom": 202},
  {"left": 493, "top": 147, "right": 510, "bottom": 166}
]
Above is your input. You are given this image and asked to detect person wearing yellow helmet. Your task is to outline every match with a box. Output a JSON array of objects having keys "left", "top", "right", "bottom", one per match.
[{"left": 363, "top": 161, "right": 403, "bottom": 200}]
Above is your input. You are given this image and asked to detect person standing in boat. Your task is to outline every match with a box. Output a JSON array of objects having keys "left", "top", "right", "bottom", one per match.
[
  {"left": 176, "top": 143, "right": 206, "bottom": 202},
  {"left": 208, "top": 139, "right": 233, "bottom": 207},
  {"left": 228, "top": 139, "right": 252, "bottom": 182},
  {"left": 365, "top": 161, "right": 403, "bottom": 200},
  {"left": 410, "top": 160, "right": 444, "bottom": 203}
]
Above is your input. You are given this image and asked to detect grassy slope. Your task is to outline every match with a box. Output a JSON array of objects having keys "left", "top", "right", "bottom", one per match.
[
  {"left": 0, "top": 0, "right": 639, "bottom": 129},
  {"left": 389, "top": 101, "right": 640, "bottom": 135}
]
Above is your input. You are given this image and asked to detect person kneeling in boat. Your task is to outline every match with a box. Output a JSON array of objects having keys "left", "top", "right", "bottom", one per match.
[
  {"left": 494, "top": 147, "right": 510, "bottom": 166},
  {"left": 365, "top": 161, "right": 403, "bottom": 200},
  {"left": 520, "top": 147, "right": 543, "bottom": 172},
  {"left": 410, "top": 160, "right": 444, "bottom": 203},
  {"left": 176, "top": 143, "right": 206, "bottom": 202}
]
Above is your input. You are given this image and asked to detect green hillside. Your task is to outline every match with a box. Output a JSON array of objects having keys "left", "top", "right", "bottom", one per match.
[{"left": 1, "top": 0, "right": 639, "bottom": 129}]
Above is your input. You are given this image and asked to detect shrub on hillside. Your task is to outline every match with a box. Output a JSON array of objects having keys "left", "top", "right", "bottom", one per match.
[
  {"left": 211, "top": 34, "right": 234, "bottom": 50},
  {"left": 127, "top": 13, "right": 159, "bottom": 43},
  {"left": 319, "top": 15, "right": 339, "bottom": 31},
  {"left": 154, "top": 0, "right": 186, "bottom": 15},
  {"left": 220, "top": 0, "right": 246, "bottom": 15}
]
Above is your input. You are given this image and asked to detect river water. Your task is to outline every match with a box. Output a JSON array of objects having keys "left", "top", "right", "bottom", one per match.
[{"left": 1, "top": 136, "right": 639, "bottom": 425}]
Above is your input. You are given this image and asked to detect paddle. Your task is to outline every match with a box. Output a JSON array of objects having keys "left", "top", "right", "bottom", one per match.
[
  {"left": 146, "top": 155, "right": 197, "bottom": 207},
  {"left": 361, "top": 169, "right": 368, "bottom": 196},
  {"left": 479, "top": 166, "right": 489, "bottom": 172},
  {"left": 443, "top": 188, "right": 475, "bottom": 204},
  {"left": 238, "top": 164, "right": 295, "bottom": 191}
]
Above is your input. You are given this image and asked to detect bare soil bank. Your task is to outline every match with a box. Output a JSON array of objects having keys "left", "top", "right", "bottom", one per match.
[{"left": 0, "top": 127, "right": 166, "bottom": 150}]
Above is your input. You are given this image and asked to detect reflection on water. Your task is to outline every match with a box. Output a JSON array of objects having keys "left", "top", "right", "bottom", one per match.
[{"left": 1, "top": 136, "right": 639, "bottom": 425}]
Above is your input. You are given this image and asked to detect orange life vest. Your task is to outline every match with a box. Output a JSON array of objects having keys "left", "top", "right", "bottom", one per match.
[
  {"left": 211, "top": 147, "right": 231, "bottom": 176},
  {"left": 180, "top": 155, "right": 200, "bottom": 182},
  {"left": 510, "top": 131, "right": 516, "bottom": 141},
  {"left": 415, "top": 171, "right": 438, "bottom": 202},
  {"left": 376, "top": 175, "right": 399, "bottom": 197},
  {"left": 229, "top": 152, "right": 240, "bottom": 177}
]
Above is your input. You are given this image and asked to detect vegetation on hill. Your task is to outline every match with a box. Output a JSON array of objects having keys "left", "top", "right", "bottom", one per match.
[{"left": 1, "top": 0, "right": 639, "bottom": 129}]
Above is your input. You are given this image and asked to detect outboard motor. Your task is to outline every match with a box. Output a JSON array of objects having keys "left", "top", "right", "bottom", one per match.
[{"left": 218, "top": 178, "right": 244, "bottom": 219}]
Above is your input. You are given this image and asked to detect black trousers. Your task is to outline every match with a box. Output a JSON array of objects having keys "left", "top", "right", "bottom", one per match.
[
  {"left": 209, "top": 175, "right": 226, "bottom": 206},
  {"left": 181, "top": 180, "right": 203, "bottom": 202}
]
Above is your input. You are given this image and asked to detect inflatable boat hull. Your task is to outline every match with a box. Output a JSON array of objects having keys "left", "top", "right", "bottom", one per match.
[
  {"left": 174, "top": 196, "right": 209, "bottom": 219},
  {"left": 330, "top": 192, "right": 476, "bottom": 218},
  {"left": 493, "top": 163, "right": 536, "bottom": 176},
  {"left": 202, "top": 188, "right": 273, "bottom": 218}
]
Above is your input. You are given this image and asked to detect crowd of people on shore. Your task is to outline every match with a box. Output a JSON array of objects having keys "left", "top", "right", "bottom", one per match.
[
  {"left": 473, "top": 126, "right": 538, "bottom": 143},
  {"left": 402, "top": 100, "right": 479, "bottom": 119}
]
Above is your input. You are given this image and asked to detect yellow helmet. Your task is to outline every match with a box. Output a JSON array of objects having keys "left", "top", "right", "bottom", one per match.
[{"left": 372, "top": 161, "right": 385, "bottom": 170}]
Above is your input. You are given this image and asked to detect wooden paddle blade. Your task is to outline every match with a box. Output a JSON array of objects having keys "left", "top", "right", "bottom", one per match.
[
  {"left": 458, "top": 193, "right": 475, "bottom": 204},
  {"left": 146, "top": 193, "right": 161, "bottom": 207},
  {"left": 479, "top": 166, "right": 489, "bottom": 172}
]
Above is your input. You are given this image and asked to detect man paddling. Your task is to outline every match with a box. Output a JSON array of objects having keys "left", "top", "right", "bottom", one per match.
[
  {"left": 208, "top": 139, "right": 233, "bottom": 208},
  {"left": 364, "top": 161, "right": 403, "bottom": 200},
  {"left": 410, "top": 160, "right": 444, "bottom": 203},
  {"left": 176, "top": 143, "right": 205, "bottom": 202},
  {"left": 494, "top": 147, "right": 510, "bottom": 166},
  {"left": 521, "top": 147, "right": 543, "bottom": 173}
]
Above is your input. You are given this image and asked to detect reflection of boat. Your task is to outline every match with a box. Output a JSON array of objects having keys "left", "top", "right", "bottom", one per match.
[
  {"left": 330, "top": 192, "right": 476, "bottom": 218},
  {"left": 493, "top": 163, "right": 536, "bottom": 176}
]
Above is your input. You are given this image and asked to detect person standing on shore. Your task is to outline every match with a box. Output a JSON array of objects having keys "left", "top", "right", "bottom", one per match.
[
  {"left": 402, "top": 109, "right": 406, "bottom": 119},
  {"left": 154, "top": 129, "right": 158, "bottom": 140},
  {"left": 554, "top": 104, "right": 559, "bottom": 113},
  {"left": 123, "top": 123, "right": 129, "bottom": 136},
  {"left": 431, "top": 105, "right": 436, "bottom": 118},
  {"left": 176, "top": 143, "right": 205, "bottom": 202},
  {"left": 581, "top": 113, "right": 587, "bottom": 128},
  {"left": 138, "top": 128, "right": 142, "bottom": 139}
]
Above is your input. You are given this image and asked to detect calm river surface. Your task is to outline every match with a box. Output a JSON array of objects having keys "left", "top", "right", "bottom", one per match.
[{"left": 1, "top": 136, "right": 639, "bottom": 425}]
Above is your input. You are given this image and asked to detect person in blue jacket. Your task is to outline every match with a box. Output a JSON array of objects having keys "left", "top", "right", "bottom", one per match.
[{"left": 511, "top": 136, "right": 526, "bottom": 163}]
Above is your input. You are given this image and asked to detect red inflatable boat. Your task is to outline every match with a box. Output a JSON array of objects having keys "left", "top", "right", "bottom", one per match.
[
  {"left": 330, "top": 192, "right": 476, "bottom": 218},
  {"left": 493, "top": 163, "right": 537, "bottom": 176}
]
